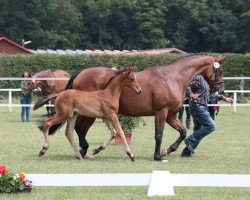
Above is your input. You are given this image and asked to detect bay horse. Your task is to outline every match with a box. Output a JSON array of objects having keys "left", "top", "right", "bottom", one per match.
[
  {"left": 38, "top": 67, "right": 142, "bottom": 161},
  {"left": 31, "top": 70, "right": 70, "bottom": 115},
  {"left": 34, "top": 54, "right": 225, "bottom": 161}
]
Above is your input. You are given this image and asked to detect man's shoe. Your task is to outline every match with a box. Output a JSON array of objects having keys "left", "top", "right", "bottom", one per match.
[
  {"left": 184, "top": 139, "right": 195, "bottom": 154},
  {"left": 180, "top": 152, "right": 192, "bottom": 157}
]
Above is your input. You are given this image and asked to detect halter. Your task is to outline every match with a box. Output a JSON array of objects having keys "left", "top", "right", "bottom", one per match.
[{"left": 208, "top": 58, "right": 224, "bottom": 93}]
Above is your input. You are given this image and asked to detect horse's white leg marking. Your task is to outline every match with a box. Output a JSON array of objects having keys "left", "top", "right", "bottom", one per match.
[{"left": 65, "top": 113, "right": 82, "bottom": 159}]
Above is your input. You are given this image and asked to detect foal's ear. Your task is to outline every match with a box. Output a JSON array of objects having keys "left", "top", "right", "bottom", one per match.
[{"left": 128, "top": 66, "right": 136, "bottom": 72}]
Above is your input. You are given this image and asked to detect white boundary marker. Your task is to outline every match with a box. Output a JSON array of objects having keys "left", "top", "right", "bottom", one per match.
[
  {"left": 26, "top": 171, "right": 250, "bottom": 197},
  {"left": 147, "top": 171, "right": 175, "bottom": 196}
]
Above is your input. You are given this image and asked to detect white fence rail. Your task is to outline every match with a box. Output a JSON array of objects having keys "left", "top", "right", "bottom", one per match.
[
  {"left": 0, "top": 89, "right": 249, "bottom": 112},
  {"left": 0, "top": 77, "right": 250, "bottom": 112}
]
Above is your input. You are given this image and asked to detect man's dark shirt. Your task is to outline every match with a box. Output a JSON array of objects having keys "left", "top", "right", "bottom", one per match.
[{"left": 186, "top": 75, "right": 210, "bottom": 106}]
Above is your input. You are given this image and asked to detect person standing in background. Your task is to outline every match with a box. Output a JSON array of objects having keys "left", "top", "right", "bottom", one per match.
[{"left": 20, "top": 72, "right": 32, "bottom": 122}]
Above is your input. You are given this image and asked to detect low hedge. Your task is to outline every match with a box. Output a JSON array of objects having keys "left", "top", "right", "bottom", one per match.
[{"left": 0, "top": 53, "right": 249, "bottom": 86}]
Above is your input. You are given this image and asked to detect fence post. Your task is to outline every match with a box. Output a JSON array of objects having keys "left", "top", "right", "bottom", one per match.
[
  {"left": 233, "top": 92, "right": 237, "bottom": 113},
  {"left": 8, "top": 90, "right": 12, "bottom": 112}
]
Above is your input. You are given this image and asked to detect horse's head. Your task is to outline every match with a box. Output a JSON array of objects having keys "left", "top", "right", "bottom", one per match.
[
  {"left": 22, "top": 72, "right": 33, "bottom": 92},
  {"left": 31, "top": 70, "right": 56, "bottom": 94},
  {"left": 120, "top": 66, "right": 142, "bottom": 95},
  {"left": 202, "top": 55, "right": 225, "bottom": 94}
]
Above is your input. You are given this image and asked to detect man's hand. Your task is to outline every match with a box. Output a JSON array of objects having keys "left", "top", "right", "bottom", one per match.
[
  {"left": 223, "top": 97, "right": 234, "bottom": 104},
  {"left": 190, "top": 93, "right": 199, "bottom": 100}
]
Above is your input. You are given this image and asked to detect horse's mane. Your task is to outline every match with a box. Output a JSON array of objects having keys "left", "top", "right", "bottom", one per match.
[
  {"left": 103, "top": 68, "right": 133, "bottom": 89},
  {"left": 144, "top": 53, "right": 210, "bottom": 71},
  {"left": 168, "top": 53, "right": 210, "bottom": 64},
  {"left": 65, "top": 70, "right": 83, "bottom": 90}
]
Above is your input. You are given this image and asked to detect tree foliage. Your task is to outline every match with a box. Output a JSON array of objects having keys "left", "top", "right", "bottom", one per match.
[{"left": 0, "top": 0, "right": 249, "bottom": 52}]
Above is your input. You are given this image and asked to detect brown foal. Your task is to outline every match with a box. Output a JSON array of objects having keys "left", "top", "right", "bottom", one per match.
[{"left": 38, "top": 67, "right": 142, "bottom": 161}]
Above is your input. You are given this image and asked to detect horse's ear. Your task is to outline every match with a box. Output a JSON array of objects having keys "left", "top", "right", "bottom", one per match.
[
  {"left": 128, "top": 66, "right": 136, "bottom": 72},
  {"left": 217, "top": 55, "right": 226, "bottom": 62}
]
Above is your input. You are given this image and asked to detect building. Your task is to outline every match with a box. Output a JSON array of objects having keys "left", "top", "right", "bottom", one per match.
[{"left": 0, "top": 37, "right": 33, "bottom": 54}]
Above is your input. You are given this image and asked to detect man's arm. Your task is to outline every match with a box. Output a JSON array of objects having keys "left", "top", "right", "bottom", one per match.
[{"left": 217, "top": 95, "right": 234, "bottom": 104}]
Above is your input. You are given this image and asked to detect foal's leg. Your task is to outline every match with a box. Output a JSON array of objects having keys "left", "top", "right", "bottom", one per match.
[
  {"left": 39, "top": 114, "right": 67, "bottom": 157},
  {"left": 65, "top": 113, "right": 83, "bottom": 159},
  {"left": 161, "top": 114, "right": 186, "bottom": 157},
  {"left": 110, "top": 114, "right": 135, "bottom": 162},
  {"left": 93, "top": 119, "right": 116, "bottom": 155},
  {"left": 154, "top": 110, "right": 168, "bottom": 161}
]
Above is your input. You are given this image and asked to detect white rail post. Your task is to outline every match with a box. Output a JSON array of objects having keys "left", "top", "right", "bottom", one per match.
[
  {"left": 233, "top": 92, "right": 237, "bottom": 113},
  {"left": 8, "top": 90, "right": 12, "bottom": 112}
]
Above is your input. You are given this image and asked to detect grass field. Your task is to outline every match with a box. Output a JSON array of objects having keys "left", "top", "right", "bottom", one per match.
[{"left": 0, "top": 106, "right": 250, "bottom": 199}]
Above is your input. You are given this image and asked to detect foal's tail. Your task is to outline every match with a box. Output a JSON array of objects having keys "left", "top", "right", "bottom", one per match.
[
  {"left": 49, "top": 121, "right": 66, "bottom": 135},
  {"left": 38, "top": 117, "right": 66, "bottom": 135},
  {"left": 33, "top": 93, "right": 58, "bottom": 111},
  {"left": 34, "top": 93, "right": 66, "bottom": 135}
]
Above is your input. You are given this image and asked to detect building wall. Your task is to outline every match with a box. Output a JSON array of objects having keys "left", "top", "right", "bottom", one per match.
[{"left": 0, "top": 40, "right": 30, "bottom": 54}]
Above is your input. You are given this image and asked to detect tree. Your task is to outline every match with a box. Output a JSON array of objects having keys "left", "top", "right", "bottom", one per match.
[{"left": 131, "top": 0, "right": 169, "bottom": 49}]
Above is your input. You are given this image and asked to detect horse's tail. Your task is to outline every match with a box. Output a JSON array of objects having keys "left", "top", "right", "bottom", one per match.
[
  {"left": 33, "top": 93, "right": 58, "bottom": 111},
  {"left": 36, "top": 71, "right": 83, "bottom": 135}
]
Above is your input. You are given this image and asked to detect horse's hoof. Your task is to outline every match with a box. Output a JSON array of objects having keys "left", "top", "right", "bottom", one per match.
[
  {"left": 154, "top": 156, "right": 163, "bottom": 161},
  {"left": 79, "top": 149, "right": 88, "bottom": 157}
]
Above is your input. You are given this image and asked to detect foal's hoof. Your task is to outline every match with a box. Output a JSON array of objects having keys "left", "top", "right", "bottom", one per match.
[
  {"left": 93, "top": 146, "right": 104, "bottom": 155},
  {"left": 126, "top": 152, "right": 135, "bottom": 162},
  {"left": 92, "top": 149, "right": 100, "bottom": 155},
  {"left": 76, "top": 156, "right": 83, "bottom": 160},
  {"left": 39, "top": 146, "right": 48, "bottom": 157},
  {"left": 39, "top": 150, "right": 45, "bottom": 157}
]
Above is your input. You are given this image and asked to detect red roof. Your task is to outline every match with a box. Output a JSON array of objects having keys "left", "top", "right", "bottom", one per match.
[{"left": 0, "top": 37, "right": 33, "bottom": 54}]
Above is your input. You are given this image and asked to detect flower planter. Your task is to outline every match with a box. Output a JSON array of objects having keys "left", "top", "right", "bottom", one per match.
[
  {"left": 0, "top": 165, "right": 33, "bottom": 194},
  {"left": 0, "top": 187, "right": 33, "bottom": 194},
  {"left": 19, "top": 186, "right": 32, "bottom": 193},
  {"left": 115, "top": 132, "right": 132, "bottom": 145}
]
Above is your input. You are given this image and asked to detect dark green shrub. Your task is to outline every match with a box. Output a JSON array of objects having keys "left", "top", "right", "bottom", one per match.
[{"left": 0, "top": 52, "right": 249, "bottom": 131}]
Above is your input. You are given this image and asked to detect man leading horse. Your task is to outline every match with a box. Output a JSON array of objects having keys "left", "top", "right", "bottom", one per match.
[{"left": 34, "top": 54, "right": 230, "bottom": 161}]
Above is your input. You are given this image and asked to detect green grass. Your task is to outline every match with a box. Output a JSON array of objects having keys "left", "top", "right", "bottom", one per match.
[{"left": 0, "top": 106, "right": 250, "bottom": 199}]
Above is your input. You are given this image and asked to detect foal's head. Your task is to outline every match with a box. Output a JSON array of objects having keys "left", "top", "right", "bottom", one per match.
[
  {"left": 118, "top": 66, "right": 142, "bottom": 95},
  {"left": 201, "top": 55, "right": 225, "bottom": 94}
]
